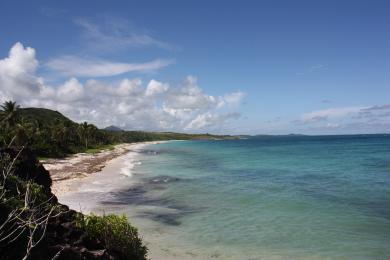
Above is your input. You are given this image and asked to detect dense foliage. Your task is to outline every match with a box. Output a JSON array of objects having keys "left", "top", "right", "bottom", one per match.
[
  {"left": 0, "top": 102, "right": 107, "bottom": 157},
  {"left": 76, "top": 214, "right": 147, "bottom": 259},
  {"left": 0, "top": 101, "right": 233, "bottom": 158}
]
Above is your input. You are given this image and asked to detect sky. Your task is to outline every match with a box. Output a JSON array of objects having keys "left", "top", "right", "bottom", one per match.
[{"left": 1, "top": 0, "right": 390, "bottom": 135}]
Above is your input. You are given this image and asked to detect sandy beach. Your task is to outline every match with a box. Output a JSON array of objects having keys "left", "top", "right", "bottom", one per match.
[
  {"left": 42, "top": 141, "right": 165, "bottom": 196},
  {"left": 43, "top": 140, "right": 213, "bottom": 259}
]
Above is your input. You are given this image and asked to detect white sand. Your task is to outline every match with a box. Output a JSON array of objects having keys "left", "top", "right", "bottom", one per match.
[{"left": 43, "top": 141, "right": 165, "bottom": 196}]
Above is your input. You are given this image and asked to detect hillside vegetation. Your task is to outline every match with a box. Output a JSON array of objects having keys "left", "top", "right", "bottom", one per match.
[{"left": 0, "top": 101, "right": 234, "bottom": 158}]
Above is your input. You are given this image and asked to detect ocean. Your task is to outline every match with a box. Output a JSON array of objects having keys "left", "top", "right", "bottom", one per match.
[{"left": 60, "top": 135, "right": 390, "bottom": 259}]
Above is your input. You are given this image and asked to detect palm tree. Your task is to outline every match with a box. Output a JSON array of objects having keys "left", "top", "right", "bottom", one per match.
[
  {"left": 52, "top": 122, "right": 69, "bottom": 148},
  {"left": 0, "top": 101, "right": 20, "bottom": 128},
  {"left": 12, "top": 118, "right": 34, "bottom": 146},
  {"left": 78, "top": 122, "right": 92, "bottom": 149}
]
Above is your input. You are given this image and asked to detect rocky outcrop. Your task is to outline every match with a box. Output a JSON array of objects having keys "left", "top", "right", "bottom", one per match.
[
  {"left": 2, "top": 147, "right": 53, "bottom": 195},
  {"left": 0, "top": 148, "right": 130, "bottom": 260}
]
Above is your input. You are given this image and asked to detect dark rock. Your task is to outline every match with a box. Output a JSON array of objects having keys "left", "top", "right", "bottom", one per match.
[
  {"left": 0, "top": 147, "right": 53, "bottom": 196},
  {"left": 0, "top": 147, "right": 132, "bottom": 259}
]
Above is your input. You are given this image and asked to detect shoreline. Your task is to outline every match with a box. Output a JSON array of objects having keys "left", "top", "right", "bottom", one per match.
[
  {"left": 44, "top": 139, "right": 238, "bottom": 259},
  {"left": 42, "top": 141, "right": 167, "bottom": 196},
  {"left": 46, "top": 139, "right": 209, "bottom": 259}
]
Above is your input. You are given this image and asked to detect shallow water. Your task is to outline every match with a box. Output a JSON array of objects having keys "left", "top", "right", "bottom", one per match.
[{"left": 60, "top": 135, "right": 390, "bottom": 259}]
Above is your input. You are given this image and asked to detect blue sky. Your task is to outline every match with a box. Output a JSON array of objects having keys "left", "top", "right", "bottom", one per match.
[{"left": 1, "top": 0, "right": 389, "bottom": 134}]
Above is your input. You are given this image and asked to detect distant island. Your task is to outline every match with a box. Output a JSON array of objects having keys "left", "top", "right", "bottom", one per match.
[{"left": 104, "top": 125, "right": 124, "bottom": 132}]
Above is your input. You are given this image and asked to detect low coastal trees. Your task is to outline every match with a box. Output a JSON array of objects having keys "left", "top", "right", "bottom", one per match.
[{"left": 0, "top": 101, "right": 112, "bottom": 156}]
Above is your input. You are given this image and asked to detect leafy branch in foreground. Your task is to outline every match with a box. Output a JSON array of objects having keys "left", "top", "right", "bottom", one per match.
[
  {"left": 0, "top": 144, "right": 148, "bottom": 259},
  {"left": 0, "top": 148, "right": 63, "bottom": 260}
]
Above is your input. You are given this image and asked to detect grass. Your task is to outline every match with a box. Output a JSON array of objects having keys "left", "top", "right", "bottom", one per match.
[
  {"left": 84, "top": 144, "right": 116, "bottom": 154},
  {"left": 38, "top": 144, "right": 116, "bottom": 159}
]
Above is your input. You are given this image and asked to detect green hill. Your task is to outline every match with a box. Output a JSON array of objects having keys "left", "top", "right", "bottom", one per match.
[
  {"left": 18, "top": 108, "right": 76, "bottom": 126},
  {"left": 1, "top": 104, "right": 237, "bottom": 158}
]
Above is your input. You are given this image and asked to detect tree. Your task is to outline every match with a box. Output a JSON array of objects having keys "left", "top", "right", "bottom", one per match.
[
  {"left": 77, "top": 122, "right": 95, "bottom": 149},
  {"left": 0, "top": 101, "right": 20, "bottom": 128},
  {"left": 11, "top": 118, "right": 35, "bottom": 146},
  {"left": 52, "top": 122, "right": 69, "bottom": 148}
]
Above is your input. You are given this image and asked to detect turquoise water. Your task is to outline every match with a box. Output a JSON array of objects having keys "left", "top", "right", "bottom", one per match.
[
  {"left": 129, "top": 135, "right": 390, "bottom": 259},
  {"left": 71, "top": 135, "right": 390, "bottom": 259}
]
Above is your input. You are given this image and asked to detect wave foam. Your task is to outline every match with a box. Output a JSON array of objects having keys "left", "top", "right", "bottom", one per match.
[{"left": 120, "top": 157, "right": 142, "bottom": 177}]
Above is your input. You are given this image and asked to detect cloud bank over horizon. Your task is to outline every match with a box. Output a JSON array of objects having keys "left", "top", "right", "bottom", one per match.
[
  {"left": 293, "top": 105, "right": 390, "bottom": 134},
  {"left": 0, "top": 42, "right": 245, "bottom": 133}
]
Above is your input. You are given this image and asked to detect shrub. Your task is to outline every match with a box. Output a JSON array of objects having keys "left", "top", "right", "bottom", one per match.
[{"left": 76, "top": 214, "right": 148, "bottom": 260}]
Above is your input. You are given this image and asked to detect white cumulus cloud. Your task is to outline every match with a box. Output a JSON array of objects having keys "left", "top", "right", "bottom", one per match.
[
  {"left": 0, "top": 42, "right": 244, "bottom": 133},
  {"left": 145, "top": 79, "right": 169, "bottom": 96},
  {"left": 57, "top": 77, "right": 84, "bottom": 102},
  {"left": 0, "top": 42, "right": 42, "bottom": 100},
  {"left": 223, "top": 91, "right": 246, "bottom": 107}
]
